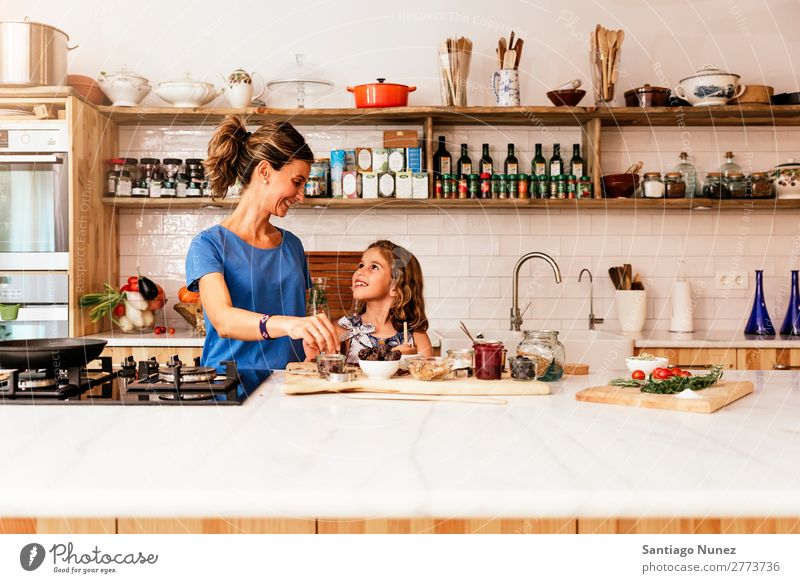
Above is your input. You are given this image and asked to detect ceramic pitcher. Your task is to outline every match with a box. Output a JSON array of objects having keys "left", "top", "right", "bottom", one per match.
[
  {"left": 491, "top": 69, "right": 520, "bottom": 106},
  {"left": 222, "top": 69, "right": 265, "bottom": 108}
]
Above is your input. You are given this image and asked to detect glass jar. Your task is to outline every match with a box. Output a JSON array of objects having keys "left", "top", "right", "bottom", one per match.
[
  {"left": 442, "top": 174, "right": 453, "bottom": 199},
  {"left": 498, "top": 174, "right": 509, "bottom": 198},
  {"left": 317, "top": 353, "right": 345, "bottom": 378},
  {"left": 642, "top": 172, "right": 665, "bottom": 198},
  {"left": 106, "top": 170, "right": 120, "bottom": 196},
  {"left": 139, "top": 158, "right": 161, "bottom": 185},
  {"left": 162, "top": 158, "right": 183, "bottom": 181},
  {"left": 664, "top": 172, "right": 686, "bottom": 198},
  {"left": 537, "top": 175, "right": 549, "bottom": 199},
  {"left": 186, "top": 180, "right": 202, "bottom": 197},
  {"left": 720, "top": 151, "right": 742, "bottom": 176},
  {"left": 749, "top": 172, "right": 774, "bottom": 198},
  {"left": 490, "top": 174, "right": 501, "bottom": 198},
  {"left": 457, "top": 175, "right": 468, "bottom": 199},
  {"left": 116, "top": 170, "right": 132, "bottom": 196},
  {"left": 507, "top": 174, "right": 518, "bottom": 198},
  {"left": 479, "top": 173, "right": 491, "bottom": 198},
  {"left": 186, "top": 158, "right": 205, "bottom": 187},
  {"left": 306, "top": 276, "right": 330, "bottom": 318},
  {"left": 675, "top": 152, "right": 697, "bottom": 197},
  {"left": 160, "top": 178, "right": 176, "bottom": 198},
  {"left": 516, "top": 330, "right": 565, "bottom": 381},
  {"left": 702, "top": 172, "right": 728, "bottom": 199},
  {"left": 566, "top": 174, "right": 577, "bottom": 199},
  {"left": 176, "top": 173, "right": 189, "bottom": 197},
  {"left": 725, "top": 172, "right": 747, "bottom": 199},
  {"left": 473, "top": 340, "right": 505, "bottom": 381},
  {"left": 517, "top": 173, "right": 529, "bottom": 199},
  {"left": 131, "top": 178, "right": 149, "bottom": 197},
  {"left": 467, "top": 173, "right": 480, "bottom": 199},
  {"left": 578, "top": 175, "right": 593, "bottom": 199},
  {"left": 434, "top": 176, "right": 443, "bottom": 198},
  {"left": 446, "top": 348, "right": 474, "bottom": 378},
  {"left": 510, "top": 356, "right": 537, "bottom": 381},
  {"left": 555, "top": 175, "right": 567, "bottom": 199}
]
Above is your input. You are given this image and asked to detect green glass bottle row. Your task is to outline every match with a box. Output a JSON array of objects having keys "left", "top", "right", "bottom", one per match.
[{"left": 434, "top": 173, "right": 593, "bottom": 199}]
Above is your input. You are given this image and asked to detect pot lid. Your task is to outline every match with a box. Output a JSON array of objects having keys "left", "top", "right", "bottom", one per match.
[
  {"left": 2, "top": 17, "right": 70, "bottom": 41},
  {"left": 624, "top": 84, "right": 670, "bottom": 96},
  {"left": 680, "top": 64, "right": 740, "bottom": 83},
  {"left": 158, "top": 73, "right": 214, "bottom": 89},
  {"left": 353, "top": 78, "right": 412, "bottom": 89},
  {"left": 98, "top": 66, "right": 149, "bottom": 83},
  {"left": 775, "top": 158, "right": 799, "bottom": 168}
]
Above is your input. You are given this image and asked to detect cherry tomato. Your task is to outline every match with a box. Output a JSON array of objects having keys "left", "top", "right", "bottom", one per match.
[
  {"left": 113, "top": 303, "right": 125, "bottom": 317},
  {"left": 679, "top": 370, "right": 692, "bottom": 377},
  {"left": 653, "top": 368, "right": 674, "bottom": 380},
  {"left": 128, "top": 280, "right": 138, "bottom": 292},
  {"left": 168, "top": 327, "right": 175, "bottom": 335},
  {"left": 154, "top": 327, "right": 163, "bottom": 335},
  {"left": 127, "top": 276, "right": 138, "bottom": 286},
  {"left": 631, "top": 370, "right": 646, "bottom": 380},
  {"left": 120, "top": 284, "right": 130, "bottom": 292},
  {"left": 668, "top": 367, "right": 684, "bottom": 375}
]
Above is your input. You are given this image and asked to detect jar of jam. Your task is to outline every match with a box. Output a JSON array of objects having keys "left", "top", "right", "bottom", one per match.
[
  {"left": 473, "top": 340, "right": 505, "bottom": 380},
  {"left": 749, "top": 172, "right": 774, "bottom": 198},
  {"left": 664, "top": 172, "right": 686, "bottom": 198}
]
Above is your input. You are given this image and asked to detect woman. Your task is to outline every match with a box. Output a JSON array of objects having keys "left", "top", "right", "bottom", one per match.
[{"left": 185, "top": 116, "right": 339, "bottom": 373}]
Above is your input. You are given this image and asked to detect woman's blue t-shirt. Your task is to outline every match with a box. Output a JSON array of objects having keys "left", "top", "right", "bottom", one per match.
[{"left": 185, "top": 225, "right": 310, "bottom": 372}]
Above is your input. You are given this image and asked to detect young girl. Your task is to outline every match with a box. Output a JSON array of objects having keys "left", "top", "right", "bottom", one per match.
[{"left": 336, "top": 240, "right": 433, "bottom": 364}]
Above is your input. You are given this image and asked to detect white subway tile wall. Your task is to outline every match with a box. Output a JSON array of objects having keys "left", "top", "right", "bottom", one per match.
[{"left": 118, "top": 125, "right": 800, "bottom": 335}]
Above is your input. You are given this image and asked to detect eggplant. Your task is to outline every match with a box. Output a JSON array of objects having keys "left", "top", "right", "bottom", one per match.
[{"left": 137, "top": 271, "right": 159, "bottom": 301}]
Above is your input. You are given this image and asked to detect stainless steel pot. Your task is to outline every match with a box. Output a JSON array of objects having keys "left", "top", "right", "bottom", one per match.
[{"left": 0, "top": 19, "right": 77, "bottom": 87}]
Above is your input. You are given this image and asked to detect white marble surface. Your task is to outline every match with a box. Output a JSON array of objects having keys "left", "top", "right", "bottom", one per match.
[
  {"left": 87, "top": 330, "right": 205, "bottom": 347},
  {"left": 631, "top": 330, "right": 800, "bottom": 349},
  {"left": 1, "top": 369, "right": 799, "bottom": 519}
]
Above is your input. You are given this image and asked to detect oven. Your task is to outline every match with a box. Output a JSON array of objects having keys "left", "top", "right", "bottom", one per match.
[
  {"left": 0, "top": 121, "right": 69, "bottom": 270},
  {"left": 0, "top": 272, "right": 68, "bottom": 340}
]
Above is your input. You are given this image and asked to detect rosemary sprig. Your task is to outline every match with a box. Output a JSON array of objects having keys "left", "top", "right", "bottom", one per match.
[{"left": 609, "top": 365, "right": 723, "bottom": 394}]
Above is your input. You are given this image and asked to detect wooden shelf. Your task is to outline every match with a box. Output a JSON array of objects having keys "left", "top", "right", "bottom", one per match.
[
  {"left": 94, "top": 104, "right": 800, "bottom": 127},
  {"left": 102, "top": 196, "right": 795, "bottom": 211}
]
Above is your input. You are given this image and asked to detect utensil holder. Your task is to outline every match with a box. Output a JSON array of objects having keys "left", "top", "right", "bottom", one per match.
[
  {"left": 590, "top": 46, "right": 620, "bottom": 105},
  {"left": 615, "top": 290, "right": 646, "bottom": 332},
  {"left": 491, "top": 69, "right": 520, "bottom": 106}
]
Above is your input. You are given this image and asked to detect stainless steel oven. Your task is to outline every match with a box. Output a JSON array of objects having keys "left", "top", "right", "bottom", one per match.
[
  {"left": 0, "top": 121, "right": 68, "bottom": 270},
  {"left": 0, "top": 272, "right": 68, "bottom": 340}
]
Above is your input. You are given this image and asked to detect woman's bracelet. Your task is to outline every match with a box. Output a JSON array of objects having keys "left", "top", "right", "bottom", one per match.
[{"left": 259, "top": 314, "right": 272, "bottom": 340}]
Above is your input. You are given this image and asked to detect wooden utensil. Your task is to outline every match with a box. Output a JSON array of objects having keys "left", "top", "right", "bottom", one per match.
[
  {"left": 504, "top": 49, "right": 516, "bottom": 70},
  {"left": 623, "top": 264, "right": 632, "bottom": 290},
  {"left": 512, "top": 38, "right": 523, "bottom": 69},
  {"left": 597, "top": 27, "right": 609, "bottom": 100},
  {"left": 606, "top": 29, "right": 618, "bottom": 94},
  {"left": 609, "top": 266, "right": 622, "bottom": 290}
]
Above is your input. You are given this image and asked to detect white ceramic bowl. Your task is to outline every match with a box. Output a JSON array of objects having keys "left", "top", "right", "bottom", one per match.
[
  {"left": 673, "top": 65, "right": 744, "bottom": 106},
  {"left": 625, "top": 356, "right": 669, "bottom": 375},
  {"left": 774, "top": 159, "right": 800, "bottom": 199},
  {"left": 97, "top": 67, "right": 151, "bottom": 107},
  {"left": 154, "top": 74, "right": 220, "bottom": 108},
  {"left": 358, "top": 359, "right": 400, "bottom": 380}
]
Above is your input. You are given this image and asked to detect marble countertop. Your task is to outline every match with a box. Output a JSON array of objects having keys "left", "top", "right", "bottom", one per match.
[
  {"left": 1, "top": 369, "right": 799, "bottom": 519},
  {"left": 630, "top": 330, "right": 800, "bottom": 349}
]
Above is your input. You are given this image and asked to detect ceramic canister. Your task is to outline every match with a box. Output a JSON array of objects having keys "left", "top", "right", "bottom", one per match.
[{"left": 491, "top": 69, "right": 520, "bottom": 106}]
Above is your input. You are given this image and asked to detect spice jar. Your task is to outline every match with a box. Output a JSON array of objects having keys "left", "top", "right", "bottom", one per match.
[
  {"left": 702, "top": 172, "right": 728, "bottom": 199},
  {"left": 434, "top": 176, "right": 443, "bottom": 198},
  {"left": 106, "top": 170, "right": 119, "bottom": 196},
  {"left": 517, "top": 173, "right": 529, "bottom": 199},
  {"left": 749, "top": 172, "right": 774, "bottom": 198},
  {"left": 725, "top": 172, "right": 747, "bottom": 199},
  {"left": 516, "top": 330, "right": 565, "bottom": 381},
  {"left": 479, "top": 173, "right": 491, "bottom": 198},
  {"left": 498, "top": 174, "right": 509, "bottom": 198},
  {"left": 162, "top": 158, "right": 183, "bottom": 181},
  {"left": 176, "top": 173, "right": 189, "bottom": 197},
  {"left": 473, "top": 340, "right": 505, "bottom": 381},
  {"left": 446, "top": 348, "right": 474, "bottom": 378},
  {"left": 457, "top": 175, "right": 468, "bottom": 199},
  {"left": 490, "top": 174, "right": 501, "bottom": 198},
  {"left": 555, "top": 175, "right": 567, "bottom": 199},
  {"left": 566, "top": 174, "right": 577, "bottom": 199},
  {"left": 139, "top": 158, "right": 161, "bottom": 185},
  {"left": 186, "top": 180, "right": 202, "bottom": 197},
  {"left": 642, "top": 172, "right": 665, "bottom": 198},
  {"left": 507, "top": 174, "right": 518, "bottom": 198},
  {"left": 442, "top": 174, "right": 453, "bottom": 199},
  {"left": 537, "top": 175, "right": 549, "bottom": 199},
  {"left": 116, "top": 170, "right": 132, "bottom": 196},
  {"left": 578, "top": 175, "right": 593, "bottom": 199},
  {"left": 664, "top": 172, "right": 686, "bottom": 198},
  {"left": 131, "top": 178, "right": 149, "bottom": 197}
]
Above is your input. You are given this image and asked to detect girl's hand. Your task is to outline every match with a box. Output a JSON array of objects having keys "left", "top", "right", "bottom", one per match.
[{"left": 286, "top": 314, "right": 340, "bottom": 354}]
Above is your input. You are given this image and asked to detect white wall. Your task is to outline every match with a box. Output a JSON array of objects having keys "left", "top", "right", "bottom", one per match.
[{"left": 7, "top": 0, "right": 800, "bottom": 107}]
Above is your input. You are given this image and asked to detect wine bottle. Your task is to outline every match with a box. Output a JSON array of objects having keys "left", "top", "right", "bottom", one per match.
[
  {"left": 549, "top": 143, "right": 564, "bottom": 177},
  {"left": 457, "top": 143, "right": 472, "bottom": 176},
  {"left": 432, "top": 136, "right": 451, "bottom": 178},
  {"left": 570, "top": 144, "right": 584, "bottom": 177},
  {"left": 532, "top": 143, "right": 546, "bottom": 176},
  {"left": 479, "top": 143, "right": 493, "bottom": 175},
  {"left": 504, "top": 143, "right": 518, "bottom": 175}
]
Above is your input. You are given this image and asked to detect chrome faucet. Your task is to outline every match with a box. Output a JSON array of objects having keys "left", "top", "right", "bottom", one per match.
[
  {"left": 578, "top": 268, "right": 604, "bottom": 330},
  {"left": 510, "top": 252, "right": 562, "bottom": 331}
]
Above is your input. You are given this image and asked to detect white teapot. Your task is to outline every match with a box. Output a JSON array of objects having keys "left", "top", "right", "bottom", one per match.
[{"left": 222, "top": 69, "right": 265, "bottom": 108}]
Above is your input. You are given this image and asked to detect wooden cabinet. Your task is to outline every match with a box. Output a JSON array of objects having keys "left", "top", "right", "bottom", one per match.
[
  {"left": 737, "top": 348, "right": 800, "bottom": 370},
  {"left": 99, "top": 346, "right": 203, "bottom": 364},
  {"left": 635, "top": 347, "right": 737, "bottom": 369},
  {"left": 0, "top": 518, "right": 115, "bottom": 534},
  {"left": 317, "top": 518, "right": 575, "bottom": 534},
  {"left": 578, "top": 517, "right": 800, "bottom": 534}
]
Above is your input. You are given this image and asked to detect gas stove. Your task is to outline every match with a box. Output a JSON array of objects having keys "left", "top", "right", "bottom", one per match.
[{"left": 0, "top": 355, "right": 257, "bottom": 406}]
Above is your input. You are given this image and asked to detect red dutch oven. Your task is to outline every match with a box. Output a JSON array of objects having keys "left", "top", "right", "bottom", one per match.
[{"left": 347, "top": 78, "right": 416, "bottom": 108}]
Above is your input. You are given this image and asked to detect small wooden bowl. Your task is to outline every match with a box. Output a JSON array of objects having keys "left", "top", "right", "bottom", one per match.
[
  {"left": 547, "top": 89, "right": 586, "bottom": 107},
  {"left": 730, "top": 84, "right": 774, "bottom": 105}
]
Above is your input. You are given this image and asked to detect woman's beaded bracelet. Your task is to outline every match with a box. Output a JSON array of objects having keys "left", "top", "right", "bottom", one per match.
[{"left": 259, "top": 314, "right": 272, "bottom": 340}]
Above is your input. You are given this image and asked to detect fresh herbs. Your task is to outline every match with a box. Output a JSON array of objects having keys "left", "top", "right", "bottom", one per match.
[
  {"left": 79, "top": 283, "right": 125, "bottom": 322},
  {"left": 609, "top": 365, "right": 723, "bottom": 394}
]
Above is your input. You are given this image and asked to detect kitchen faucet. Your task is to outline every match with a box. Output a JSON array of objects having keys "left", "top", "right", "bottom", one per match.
[
  {"left": 578, "top": 268, "right": 604, "bottom": 330},
  {"left": 510, "top": 252, "right": 562, "bottom": 331}
]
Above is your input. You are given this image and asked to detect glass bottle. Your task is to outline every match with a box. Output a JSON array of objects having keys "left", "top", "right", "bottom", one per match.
[
  {"left": 570, "top": 143, "right": 584, "bottom": 177},
  {"left": 532, "top": 143, "right": 547, "bottom": 177},
  {"left": 457, "top": 143, "right": 472, "bottom": 176},
  {"left": 675, "top": 152, "right": 697, "bottom": 198},
  {"left": 432, "top": 136, "right": 451, "bottom": 178},
  {"left": 479, "top": 143, "right": 493, "bottom": 175},
  {"left": 744, "top": 270, "right": 775, "bottom": 336},
  {"left": 720, "top": 151, "right": 742, "bottom": 176},
  {"left": 306, "top": 277, "right": 330, "bottom": 318},
  {"left": 780, "top": 270, "right": 800, "bottom": 337},
  {"left": 549, "top": 143, "right": 564, "bottom": 177},
  {"left": 516, "top": 330, "right": 565, "bottom": 381},
  {"left": 504, "top": 143, "right": 518, "bottom": 175}
]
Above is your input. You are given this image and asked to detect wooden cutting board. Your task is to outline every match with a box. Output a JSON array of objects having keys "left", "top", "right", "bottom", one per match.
[
  {"left": 575, "top": 380, "right": 754, "bottom": 414},
  {"left": 282, "top": 362, "right": 550, "bottom": 396}
]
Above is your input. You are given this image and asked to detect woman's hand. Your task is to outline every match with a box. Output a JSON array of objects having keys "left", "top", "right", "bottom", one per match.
[{"left": 284, "top": 314, "right": 340, "bottom": 354}]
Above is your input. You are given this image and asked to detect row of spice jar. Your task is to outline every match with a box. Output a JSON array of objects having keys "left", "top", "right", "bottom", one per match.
[
  {"left": 641, "top": 171, "right": 774, "bottom": 199},
  {"left": 434, "top": 173, "right": 594, "bottom": 200},
  {"left": 105, "top": 157, "right": 214, "bottom": 198}
]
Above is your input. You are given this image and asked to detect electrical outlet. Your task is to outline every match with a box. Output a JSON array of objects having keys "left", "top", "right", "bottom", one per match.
[{"left": 716, "top": 271, "right": 748, "bottom": 290}]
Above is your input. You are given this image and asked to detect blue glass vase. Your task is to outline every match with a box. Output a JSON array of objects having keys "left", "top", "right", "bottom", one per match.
[
  {"left": 744, "top": 270, "right": 775, "bottom": 336},
  {"left": 780, "top": 270, "right": 800, "bottom": 336}
]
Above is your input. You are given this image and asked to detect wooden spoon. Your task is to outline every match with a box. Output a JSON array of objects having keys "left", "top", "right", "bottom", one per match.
[
  {"left": 606, "top": 30, "right": 618, "bottom": 95},
  {"left": 609, "top": 266, "right": 622, "bottom": 290},
  {"left": 597, "top": 27, "right": 609, "bottom": 100}
]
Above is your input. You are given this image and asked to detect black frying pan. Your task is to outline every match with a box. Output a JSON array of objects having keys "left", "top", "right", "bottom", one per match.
[{"left": 0, "top": 338, "right": 107, "bottom": 370}]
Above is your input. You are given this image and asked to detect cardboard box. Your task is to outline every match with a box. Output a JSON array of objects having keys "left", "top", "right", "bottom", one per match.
[
  {"left": 361, "top": 172, "right": 378, "bottom": 198},
  {"left": 343, "top": 171, "right": 359, "bottom": 199},
  {"left": 395, "top": 171, "right": 413, "bottom": 198},
  {"left": 388, "top": 148, "right": 406, "bottom": 173},
  {"left": 406, "top": 147, "right": 422, "bottom": 172},
  {"left": 372, "top": 148, "right": 389, "bottom": 173},
  {"left": 356, "top": 147, "right": 372, "bottom": 172},
  {"left": 412, "top": 172, "right": 429, "bottom": 199},
  {"left": 378, "top": 172, "right": 395, "bottom": 198},
  {"left": 383, "top": 130, "right": 419, "bottom": 148}
]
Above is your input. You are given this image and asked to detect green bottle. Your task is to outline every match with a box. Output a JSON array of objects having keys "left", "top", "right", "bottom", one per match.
[{"left": 532, "top": 143, "right": 547, "bottom": 177}]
